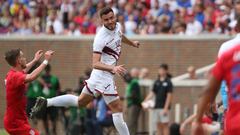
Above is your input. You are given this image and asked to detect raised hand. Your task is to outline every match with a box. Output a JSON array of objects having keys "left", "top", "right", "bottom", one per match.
[
  {"left": 112, "top": 65, "right": 127, "bottom": 76},
  {"left": 34, "top": 50, "right": 43, "bottom": 61},
  {"left": 133, "top": 41, "right": 140, "bottom": 48},
  {"left": 44, "top": 50, "right": 54, "bottom": 61}
]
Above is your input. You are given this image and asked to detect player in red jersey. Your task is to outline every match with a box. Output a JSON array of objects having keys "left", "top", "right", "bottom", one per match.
[
  {"left": 191, "top": 17, "right": 240, "bottom": 135},
  {"left": 4, "top": 49, "right": 54, "bottom": 135}
]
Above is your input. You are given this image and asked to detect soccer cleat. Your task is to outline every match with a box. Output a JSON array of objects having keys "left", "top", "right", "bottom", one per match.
[{"left": 30, "top": 97, "right": 47, "bottom": 119}]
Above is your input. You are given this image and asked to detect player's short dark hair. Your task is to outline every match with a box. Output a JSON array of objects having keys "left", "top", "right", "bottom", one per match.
[
  {"left": 99, "top": 7, "right": 113, "bottom": 18},
  {"left": 5, "top": 49, "right": 21, "bottom": 66}
]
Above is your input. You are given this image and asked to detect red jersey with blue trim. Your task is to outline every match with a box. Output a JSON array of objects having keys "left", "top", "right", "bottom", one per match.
[{"left": 212, "top": 43, "right": 240, "bottom": 135}]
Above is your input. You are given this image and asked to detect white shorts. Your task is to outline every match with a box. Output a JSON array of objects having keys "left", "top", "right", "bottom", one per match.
[
  {"left": 85, "top": 77, "right": 118, "bottom": 95},
  {"left": 152, "top": 109, "right": 170, "bottom": 123},
  {"left": 82, "top": 81, "right": 119, "bottom": 104}
]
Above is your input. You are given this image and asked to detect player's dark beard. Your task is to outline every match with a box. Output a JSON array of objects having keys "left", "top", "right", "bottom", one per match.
[
  {"left": 104, "top": 22, "right": 116, "bottom": 31},
  {"left": 21, "top": 64, "right": 26, "bottom": 69}
]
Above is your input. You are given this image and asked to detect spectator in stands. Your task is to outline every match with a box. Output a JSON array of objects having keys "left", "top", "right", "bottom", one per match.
[
  {"left": 203, "top": 21, "right": 218, "bottom": 34},
  {"left": 0, "top": 7, "right": 12, "bottom": 34},
  {"left": 185, "top": 12, "right": 203, "bottom": 35},
  {"left": 172, "top": 21, "right": 186, "bottom": 35},
  {"left": 149, "top": 0, "right": 160, "bottom": 19},
  {"left": 15, "top": 19, "right": 32, "bottom": 35},
  {"left": 176, "top": 0, "right": 193, "bottom": 9},
  {"left": 193, "top": 3, "right": 205, "bottom": 25},
  {"left": 46, "top": 10, "right": 63, "bottom": 35},
  {"left": 46, "top": 25, "right": 55, "bottom": 35},
  {"left": 28, "top": 2, "right": 41, "bottom": 35},
  {"left": 10, "top": 0, "right": 29, "bottom": 17},
  {"left": 157, "top": 15, "right": 172, "bottom": 33},
  {"left": 234, "top": 1, "right": 240, "bottom": 19},
  {"left": 64, "top": 22, "right": 81, "bottom": 36},
  {"left": 158, "top": 3, "right": 174, "bottom": 27},
  {"left": 143, "top": 64, "right": 173, "bottom": 135},
  {"left": 73, "top": 6, "right": 87, "bottom": 26},
  {"left": 60, "top": 0, "right": 73, "bottom": 29},
  {"left": 80, "top": 15, "right": 96, "bottom": 34},
  {"left": 117, "top": 13, "right": 126, "bottom": 33},
  {"left": 168, "top": 0, "right": 179, "bottom": 12},
  {"left": 0, "top": 0, "right": 239, "bottom": 35}
]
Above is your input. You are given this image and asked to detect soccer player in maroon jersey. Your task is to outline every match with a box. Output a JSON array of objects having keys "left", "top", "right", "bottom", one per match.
[
  {"left": 191, "top": 17, "right": 240, "bottom": 135},
  {"left": 4, "top": 49, "right": 54, "bottom": 135}
]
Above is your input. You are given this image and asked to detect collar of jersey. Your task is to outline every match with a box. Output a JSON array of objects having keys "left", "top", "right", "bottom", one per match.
[{"left": 10, "top": 68, "right": 24, "bottom": 73}]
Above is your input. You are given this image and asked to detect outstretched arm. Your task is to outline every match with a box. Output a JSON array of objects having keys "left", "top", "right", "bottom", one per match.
[
  {"left": 191, "top": 75, "right": 221, "bottom": 135},
  {"left": 195, "top": 75, "right": 221, "bottom": 122},
  {"left": 25, "top": 50, "right": 54, "bottom": 83},
  {"left": 92, "top": 52, "right": 126, "bottom": 76},
  {"left": 122, "top": 35, "right": 140, "bottom": 48}
]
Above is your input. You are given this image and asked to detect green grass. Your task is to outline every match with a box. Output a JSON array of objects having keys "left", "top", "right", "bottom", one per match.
[{"left": 0, "top": 129, "right": 8, "bottom": 135}]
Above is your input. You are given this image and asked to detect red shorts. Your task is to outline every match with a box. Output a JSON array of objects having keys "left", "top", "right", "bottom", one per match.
[{"left": 4, "top": 117, "right": 39, "bottom": 135}]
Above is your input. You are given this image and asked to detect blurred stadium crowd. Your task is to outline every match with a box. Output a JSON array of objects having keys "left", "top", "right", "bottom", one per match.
[{"left": 0, "top": 0, "right": 240, "bottom": 36}]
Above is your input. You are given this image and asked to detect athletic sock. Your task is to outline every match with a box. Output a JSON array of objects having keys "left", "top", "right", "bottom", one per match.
[
  {"left": 47, "top": 94, "right": 78, "bottom": 107},
  {"left": 112, "top": 112, "right": 130, "bottom": 135}
]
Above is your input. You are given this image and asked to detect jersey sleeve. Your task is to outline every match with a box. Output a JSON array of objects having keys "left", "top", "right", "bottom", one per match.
[
  {"left": 93, "top": 35, "right": 105, "bottom": 54},
  {"left": 167, "top": 80, "right": 173, "bottom": 93},
  {"left": 14, "top": 72, "right": 26, "bottom": 87},
  {"left": 218, "top": 43, "right": 227, "bottom": 58},
  {"left": 212, "top": 58, "right": 224, "bottom": 81}
]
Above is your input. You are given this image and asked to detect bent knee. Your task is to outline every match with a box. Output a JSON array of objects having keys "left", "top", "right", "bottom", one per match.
[
  {"left": 116, "top": 104, "right": 123, "bottom": 112},
  {"left": 78, "top": 98, "right": 87, "bottom": 107},
  {"left": 77, "top": 94, "right": 93, "bottom": 107},
  {"left": 109, "top": 102, "right": 123, "bottom": 113}
]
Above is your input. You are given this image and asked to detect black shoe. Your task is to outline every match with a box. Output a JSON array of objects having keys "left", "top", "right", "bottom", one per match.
[{"left": 30, "top": 97, "right": 47, "bottom": 119}]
